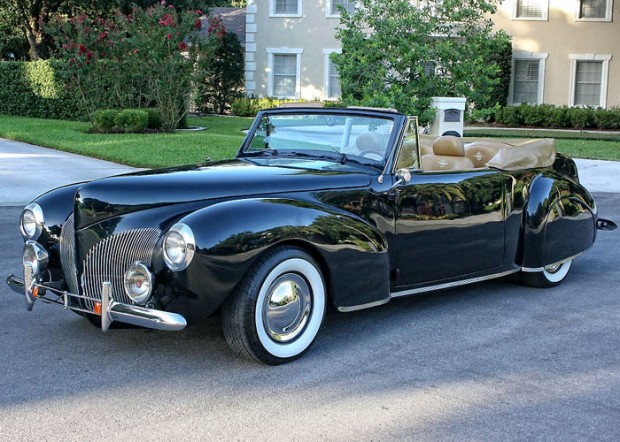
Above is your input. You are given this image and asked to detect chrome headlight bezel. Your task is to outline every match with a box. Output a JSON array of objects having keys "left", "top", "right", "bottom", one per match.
[
  {"left": 162, "top": 223, "right": 196, "bottom": 272},
  {"left": 123, "top": 262, "right": 155, "bottom": 305},
  {"left": 20, "top": 203, "right": 44, "bottom": 240}
]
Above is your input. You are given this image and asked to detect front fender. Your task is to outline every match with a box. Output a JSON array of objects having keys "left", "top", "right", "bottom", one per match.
[
  {"left": 177, "top": 198, "right": 390, "bottom": 316},
  {"left": 521, "top": 172, "right": 597, "bottom": 269}
]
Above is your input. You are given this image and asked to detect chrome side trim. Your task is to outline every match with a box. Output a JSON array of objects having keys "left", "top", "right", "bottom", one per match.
[
  {"left": 338, "top": 297, "right": 390, "bottom": 312},
  {"left": 521, "top": 252, "right": 583, "bottom": 273},
  {"left": 390, "top": 269, "right": 520, "bottom": 299}
]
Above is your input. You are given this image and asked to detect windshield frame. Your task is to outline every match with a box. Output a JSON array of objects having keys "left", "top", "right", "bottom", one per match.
[{"left": 237, "top": 107, "right": 407, "bottom": 170}]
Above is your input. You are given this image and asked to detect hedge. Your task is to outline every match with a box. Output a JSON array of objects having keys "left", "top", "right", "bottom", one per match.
[
  {"left": 0, "top": 60, "right": 82, "bottom": 120},
  {"left": 494, "top": 104, "right": 620, "bottom": 130}
]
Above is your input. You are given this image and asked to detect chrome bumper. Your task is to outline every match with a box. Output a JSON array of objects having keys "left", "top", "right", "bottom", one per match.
[{"left": 6, "top": 271, "right": 187, "bottom": 332}]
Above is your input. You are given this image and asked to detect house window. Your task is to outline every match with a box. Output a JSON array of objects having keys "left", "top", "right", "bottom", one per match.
[
  {"left": 514, "top": 0, "right": 548, "bottom": 20},
  {"left": 577, "top": 0, "right": 612, "bottom": 20},
  {"left": 324, "top": 49, "right": 342, "bottom": 99},
  {"left": 575, "top": 61, "right": 603, "bottom": 106},
  {"left": 569, "top": 54, "right": 611, "bottom": 108},
  {"left": 267, "top": 48, "right": 303, "bottom": 98},
  {"left": 270, "top": 0, "right": 302, "bottom": 17},
  {"left": 510, "top": 52, "right": 547, "bottom": 105},
  {"left": 513, "top": 60, "right": 539, "bottom": 104},
  {"left": 327, "top": 0, "right": 356, "bottom": 17}
]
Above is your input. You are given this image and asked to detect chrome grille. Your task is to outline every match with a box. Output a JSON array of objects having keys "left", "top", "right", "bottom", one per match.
[
  {"left": 60, "top": 213, "right": 80, "bottom": 295},
  {"left": 82, "top": 228, "right": 161, "bottom": 310}
]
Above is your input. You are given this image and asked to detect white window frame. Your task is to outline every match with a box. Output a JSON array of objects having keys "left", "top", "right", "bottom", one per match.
[
  {"left": 326, "top": 0, "right": 355, "bottom": 18},
  {"left": 512, "top": 0, "right": 549, "bottom": 20},
  {"left": 569, "top": 54, "right": 612, "bottom": 108},
  {"left": 574, "top": 0, "right": 613, "bottom": 22},
  {"left": 267, "top": 48, "right": 303, "bottom": 98},
  {"left": 269, "top": 0, "right": 303, "bottom": 18},
  {"left": 509, "top": 52, "right": 548, "bottom": 105},
  {"left": 323, "top": 49, "right": 342, "bottom": 99}
]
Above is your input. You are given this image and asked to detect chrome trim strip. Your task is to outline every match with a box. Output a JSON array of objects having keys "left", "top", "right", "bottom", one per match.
[
  {"left": 390, "top": 269, "right": 520, "bottom": 299},
  {"left": 521, "top": 252, "right": 584, "bottom": 273},
  {"left": 338, "top": 297, "right": 390, "bottom": 312}
]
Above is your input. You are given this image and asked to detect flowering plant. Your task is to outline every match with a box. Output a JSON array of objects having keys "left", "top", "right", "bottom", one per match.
[{"left": 50, "top": 2, "right": 214, "bottom": 131}]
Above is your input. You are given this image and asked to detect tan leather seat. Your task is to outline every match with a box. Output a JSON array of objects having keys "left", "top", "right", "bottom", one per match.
[
  {"left": 421, "top": 136, "right": 475, "bottom": 171},
  {"left": 464, "top": 142, "right": 503, "bottom": 168}
]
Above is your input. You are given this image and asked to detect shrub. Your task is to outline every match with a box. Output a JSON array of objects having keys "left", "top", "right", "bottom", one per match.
[
  {"left": 195, "top": 28, "right": 245, "bottom": 114},
  {"left": 593, "top": 108, "right": 620, "bottom": 130},
  {"left": 567, "top": 107, "right": 596, "bottom": 129},
  {"left": 0, "top": 60, "right": 82, "bottom": 120},
  {"left": 114, "top": 109, "right": 148, "bottom": 133},
  {"left": 92, "top": 109, "right": 120, "bottom": 132},
  {"left": 145, "top": 108, "right": 163, "bottom": 130},
  {"left": 547, "top": 106, "right": 571, "bottom": 129}
]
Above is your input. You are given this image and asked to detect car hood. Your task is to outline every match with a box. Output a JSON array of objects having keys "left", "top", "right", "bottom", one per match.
[{"left": 73, "top": 159, "right": 373, "bottom": 229}]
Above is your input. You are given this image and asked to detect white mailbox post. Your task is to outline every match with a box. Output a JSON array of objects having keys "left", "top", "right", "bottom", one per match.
[{"left": 429, "top": 97, "right": 467, "bottom": 137}]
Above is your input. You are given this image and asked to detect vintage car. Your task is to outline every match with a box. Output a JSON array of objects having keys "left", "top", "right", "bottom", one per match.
[{"left": 6, "top": 107, "right": 616, "bottom": 364}]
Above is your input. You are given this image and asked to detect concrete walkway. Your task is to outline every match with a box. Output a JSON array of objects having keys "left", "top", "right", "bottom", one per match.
[
  {"left": 0, "top": 139, "right": 138, "bottom": 207},
  {"left": 0, "top": 138, "right": 618, "bottom": 207}
]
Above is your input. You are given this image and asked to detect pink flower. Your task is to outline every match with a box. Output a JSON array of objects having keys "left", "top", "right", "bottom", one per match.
[
  {"left": 86, "top": 50, "right": 93, "bottom": 59},
  {"left": 159, "top": 13, "right": 176, "bottom": 27},
  {"left": 166, "top": 33, "right": 172, "bottom": 40},
  {"left": 178, "top": 41, "right": 187, "bottom": 50},
  {"left": 161, "top": 0, "right": 166, "bottom": 5},
  {"left": 78, "top": 44, "right": 86, "bottom": 54},
  {"left": 194, "top": 18, "right": 202, "bottom": 30}
]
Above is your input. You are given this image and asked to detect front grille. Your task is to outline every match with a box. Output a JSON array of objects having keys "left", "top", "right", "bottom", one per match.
[
  {"left": 81, "top": 227, "right": 161, "bottom": 310},
  {"left": 60, "top": 214, "right": 79, "bottom": 295}
]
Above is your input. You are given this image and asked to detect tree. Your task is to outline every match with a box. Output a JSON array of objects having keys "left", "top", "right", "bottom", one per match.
[
  {"left": 0, "top": 0, "right": 244, "bottom": 60},
  {"left": 195, "top": 18, "right": 245, "bottom": 114},
  {"left": 333, "top": 0, "right": 512, "bottom": 124}
]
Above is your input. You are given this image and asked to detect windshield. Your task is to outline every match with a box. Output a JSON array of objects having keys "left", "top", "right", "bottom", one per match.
[{"left": 242, "top": 113, "right": 395, "bottom": 166}]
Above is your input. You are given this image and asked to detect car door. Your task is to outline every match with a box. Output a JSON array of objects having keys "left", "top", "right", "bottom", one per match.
[
  {"left": 391, "top": 118, "right": 506, "bottom": 287},
  {"left": 394, "top": 170, "right": 506, "bottom": 286}
]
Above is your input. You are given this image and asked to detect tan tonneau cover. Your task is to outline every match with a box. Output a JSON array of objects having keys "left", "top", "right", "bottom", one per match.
[{"left": 418, "top": 136, "right": 556, "bottom": 171}]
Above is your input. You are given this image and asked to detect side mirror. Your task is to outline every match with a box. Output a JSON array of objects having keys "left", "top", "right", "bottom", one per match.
[{"left": 391, "top": 168, "right": 412, "bottom": 190}]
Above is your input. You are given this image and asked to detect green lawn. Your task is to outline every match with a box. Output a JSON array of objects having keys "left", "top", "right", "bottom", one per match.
[
  {"left": 0, "top": 115, "right": 252, "bottom": 168},
  {"left": 0, "top": 114, "right": 618, "bottom": 166}
]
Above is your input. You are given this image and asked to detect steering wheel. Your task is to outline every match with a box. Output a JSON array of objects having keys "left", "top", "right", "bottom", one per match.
[{"left": 357, "top": 150, "right": 385, "bottom": 161}]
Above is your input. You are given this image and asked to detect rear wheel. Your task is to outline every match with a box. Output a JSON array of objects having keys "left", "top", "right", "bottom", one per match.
[
  {"left": 521, "top": 259, "right": 573, "bottom": 288},
  {"left": 222, "top": 247, "right": 326, "bottom": 365}
]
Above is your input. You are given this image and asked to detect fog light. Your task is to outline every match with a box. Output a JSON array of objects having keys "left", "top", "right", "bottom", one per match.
[
  {"left": 123, "top": 262, "right": 154, "bottom": 305},
  {"left": 22, "top": 241, "right": 48, "bottom": 277}
]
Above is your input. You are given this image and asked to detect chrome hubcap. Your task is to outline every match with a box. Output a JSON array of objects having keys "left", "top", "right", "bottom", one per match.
[{"left": 262, "top": 273, "right": 312, "bottom": 343}]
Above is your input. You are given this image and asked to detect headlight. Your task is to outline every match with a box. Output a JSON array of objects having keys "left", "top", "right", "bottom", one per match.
[
  {"left": 123, "top": 262, "right": 154, "bottom": 304},
  {"left": 20, "top": 203, "right": 44, "bottom": 240},
  {"left": 163, "top": 223, "right": 195, "bottom": 271},
  {"left": 22, "top": 241, "right": 49, "bottom": 277}
]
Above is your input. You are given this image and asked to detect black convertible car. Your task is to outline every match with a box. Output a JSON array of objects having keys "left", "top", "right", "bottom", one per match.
[{"left": 7, "top": 107, "right": 616, "bottom": 364}]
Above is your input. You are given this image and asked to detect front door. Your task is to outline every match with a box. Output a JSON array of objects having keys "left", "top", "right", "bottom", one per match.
[{"left": 394, "top": 169, "right": 506, "bottom": 287}]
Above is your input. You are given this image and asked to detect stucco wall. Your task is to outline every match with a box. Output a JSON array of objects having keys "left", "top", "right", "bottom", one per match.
[{"left": 493, "top": 0, "right": 620, "bottom": 108}]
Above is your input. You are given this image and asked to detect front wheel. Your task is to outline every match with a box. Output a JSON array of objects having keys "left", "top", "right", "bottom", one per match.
[
  {"left": 222, "top": 247, "right": 326, "bottom": 365},
  {"left": 521, "top": 259, "right": 573, "bottom": 288}
]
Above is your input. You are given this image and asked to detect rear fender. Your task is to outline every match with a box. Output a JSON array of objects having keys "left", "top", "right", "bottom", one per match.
[
  {"left": 521, "top": 172, "right": 596, "bottom": 269},
  {"left": 177, "top": 198, "right": 390, "bottom": 315}
]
